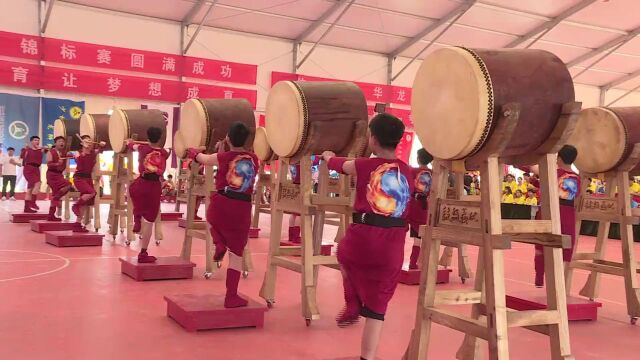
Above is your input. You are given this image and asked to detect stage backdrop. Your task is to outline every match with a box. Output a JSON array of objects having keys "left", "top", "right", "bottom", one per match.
[
  {"left": 0, "top": 93, "right": 39, "bottom": 152},
  {"left": 42, "top": 97, "right": 85, "bottom": 148}
]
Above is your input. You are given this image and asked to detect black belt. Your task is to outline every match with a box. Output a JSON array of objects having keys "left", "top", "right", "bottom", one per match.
[
  {"left": 75, "top": 172, "right": 92, "bottom": 178},
  {"left": 141, "top": 173, "right": 160, "bottom": 181},
  {"left": 47, "top": 169, "right": 63, "bottom": 174},
  {"left": 413, "top": 193, "right": 428, "bottom": 210},
  {"left": 352, "top": 212, "right": 406, "bottom": 228},
  {"left": 27, "top": 163, "right": 40, "bottom": 167},
  {"left": 559, "top": 199, "right": 574, "bottom": 206},
  {"left": 218, "top": 189, "right": 252, "bottom": 202}
]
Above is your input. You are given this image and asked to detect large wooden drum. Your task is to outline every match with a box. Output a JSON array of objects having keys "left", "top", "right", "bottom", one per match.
[
  {"left": 53, "top": 119, "right": 82, "bottom": 151},
  {"left": 180, "top": 98, "right": 255, "bottom": 153},
  {"left": 254, "top": 127, "right": 276, "bottom": 161},
  {"left": 266, "top": 81, "right": 367, "bottom": 159},
  {"left": 79, "top": 113, "right": 110, "bottom": 150},
  {"left": 108, "top": 109, "right": 166, "bottom": 153},
  {"left": 570, "top": 107, "right": 640, "bottom": 174},
  {"left": 412, "top": 47, "right": 574, "bottom": 160}
]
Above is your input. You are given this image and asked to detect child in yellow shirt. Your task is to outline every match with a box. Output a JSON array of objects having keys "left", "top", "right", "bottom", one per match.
[
  {"left": 525, "top": 189, "right": 538, "bottom": 206},
  {"left": 502, "top": 187, "right": 514, "bottom": 204},
  {"left": 514, "top": 189, "right": 526, "bottom": 204}
]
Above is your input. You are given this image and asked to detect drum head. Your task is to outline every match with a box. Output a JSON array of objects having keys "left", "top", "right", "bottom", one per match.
[
  {"left": 253, "top": 127, "right": 273, "bottom": 161},
  {"left": 571, "top": 107, "right": 626, "bottom": 174},
  {"left": 412, "top": 47, "right": 491, "bottom": 160},
  {"left": 265, "top": 81, "right": 305, "bottom": 158},
  {"left": 53, "top": 119, "right": 66, "bottom": 139},
  {"left": 79, "top": 114, "right": 96, "bottom": 140},
  {"left": 180, "top": 99, "right": 207, "bottom": 149},
  {"left": 173, "top": 131, "right": 187, "bottom": 159},
  {"left": 108, "top": 109, "right": 128, "bottom": 153}
]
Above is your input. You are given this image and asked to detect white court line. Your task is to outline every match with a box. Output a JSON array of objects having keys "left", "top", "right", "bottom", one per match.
[{"left": 0, "top": 250, "right": 70, "bottom": 282}]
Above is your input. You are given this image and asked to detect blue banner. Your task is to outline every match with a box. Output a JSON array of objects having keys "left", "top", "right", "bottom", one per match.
[
  {"left": 0, "top": 93, "right": 40, "bottom": 153},
  {"left": 42, "top": 97, "right": 84, "bottom": 148}
]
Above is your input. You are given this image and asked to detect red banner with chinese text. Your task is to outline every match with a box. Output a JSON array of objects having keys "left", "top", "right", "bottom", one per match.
[
  {"left": 0, "top": 60, "right": 42, "bottom": 89},
  {"left": 184, "top": 56, "right": 257, "bottom": 85},
  {"left": 43, "top": 37, "right": 183, "bottom": 77},
  {"left": 0, "top": 31, "right": 41, "bottom": 60},
  {"left": 42, "top": 66, "right": 181, "bottom": 102},
  {"left": 182, "top": 82, "right": 257, "bottom": 108}
]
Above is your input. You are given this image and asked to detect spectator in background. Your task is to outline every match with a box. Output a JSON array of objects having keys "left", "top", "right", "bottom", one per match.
[
  {"left": 525, "top": 189, "right": 538, "bottom": 206},
  {"left": 1, "top": 147, "right": 20, "bottom": 200},
  {"left": 514, "top": 189, "right": 526, "bottom": 204},
  {"left": 501, "top": 186, "right": 514, "bottom": 204}
]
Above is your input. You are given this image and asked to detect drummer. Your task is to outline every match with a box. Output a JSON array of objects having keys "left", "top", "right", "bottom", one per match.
[
  {"left": 534, "top": 145, "right": 580, "bottom": 287},
  {"left": 406, "top": 148, "right": 433, "bottom": 270},
  {"left": 126, "top": 127, "right": 171, "bottom": 263},
  {"left": 45, "top": 136, "right": 72, "bottom": 222},
  {"left": 186, "top": 122, "right": 258, "bottom": 308},
  {"left": 322, "top": 113, "right": 412, "bottom": 360},
  {"left": 20, "top": 136, "right": 47, "bottom": 213},
  {"left": 72, "top": 135, "right": 106, "bottom": 232}
]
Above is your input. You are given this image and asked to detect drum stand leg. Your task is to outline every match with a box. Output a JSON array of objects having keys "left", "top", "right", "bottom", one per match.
[
  {"left": 259, "top": 207, "right": 283, "bottom": 307},
  {"left": 153, "top": 214, "right": 163, "bottom": 245}
]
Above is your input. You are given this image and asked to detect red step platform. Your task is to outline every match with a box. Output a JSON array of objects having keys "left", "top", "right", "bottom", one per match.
[
  {"left": 506, "top": 292, "right": 602, "bottom": 321},
  {"left": 31, "top": 220, "right": 78, "bottom": 233},
  {"left": 11, "top": 213, "right": 49, "bottom": 223},
  {"left": 178, "top": 218, "right": 205, "bottom": 228},
  {"left": 399, "top": 267, "right": 451, "bottom": 285},
  {"left": 120, "top": 256, "right": 196, "bottom": 281},
  {"left": 160, "top": 212, "right": 183, "bottom": 221},
  {"left": 45, "top": 231, "right": 104, "bottom": 247},
  {"left": 248, "top": 227, "right": 260, "bottom": 238},
  {"left": 164, "top": 293, "right": 267, "bottom": 331}
]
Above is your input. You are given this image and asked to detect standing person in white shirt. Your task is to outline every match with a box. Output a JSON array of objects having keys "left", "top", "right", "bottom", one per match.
[{"left": 1, "top": 147, "right": 21, "bottom": 200}]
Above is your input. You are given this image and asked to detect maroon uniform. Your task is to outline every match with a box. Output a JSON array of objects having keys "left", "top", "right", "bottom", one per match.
[
  {"left": 407, "top": 167, "right": 432, "bottom": 238},
  {"left": 74, "top": 149, "right": 100, "bottom": 206},
  {"left": 206, "top": 151, "right": 259, "bottom": 256},
  {"left": 128, "top": 144, "right": 170, "bottom": 222},
  {"left": 535, "top": 168, "right": 580, "bottom": 285},
  {"left": 330, "top": 157, "right": 413, "bottom": 317},
  {"left": 21, "top": 147, "right": 44, "bottom": 189},
  {"left": 46, "top": 149, "right": 71, "bottom": 201}
]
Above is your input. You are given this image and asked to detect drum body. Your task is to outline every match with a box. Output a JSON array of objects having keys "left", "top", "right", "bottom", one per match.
[
  {"left": 53, "top": 119, "right": 82, "bottom": 151},
  {"left": 108, "top": 109, "right": 166, "bottom": 153},
  {"left": 80, "top": 113, "right": 111, "bottom": 150},
  {"left": 412, "top": 47, "right": 574, "bottom": 160},
  {"left": 254, "top": 127, "right": 276, "bottom": 162},
  {"left": 266, "top": 81, "right": 367, "bottom": 159},
  {"left": 570, "top": 107, "right": 640, "bottom": 174},
  {"left": 180, "top": 99, "right": 255, "bottom": 153}
]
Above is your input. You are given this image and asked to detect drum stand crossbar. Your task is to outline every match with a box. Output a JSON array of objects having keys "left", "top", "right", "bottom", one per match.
[
  {"left": 567, "top": 153, "right": 640, "bottom": 325},
  {"left": 179, "top": 162, "right": 253, "bottom": 279},
  {"left": 404, "top": 102, "right": 580, "bottom": 360},
  {"left": 260, "top": 157, "right": 351, "bottom": 325}
]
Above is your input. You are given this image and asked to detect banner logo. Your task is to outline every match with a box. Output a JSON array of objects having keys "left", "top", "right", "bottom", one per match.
[{"left": 9, "top": 120, "right": 29, "bottom": 139}]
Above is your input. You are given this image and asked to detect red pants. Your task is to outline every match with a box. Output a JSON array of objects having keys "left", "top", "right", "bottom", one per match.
[
  {"left": 337, "top": 223, "right": 407, "bottom": 315},
  {"left": 535, "top": 204, "right": 576, "bottom": 275},
  {"left": 206, "top": 193, "right": 252, "bottom": 256},
  {"left": 46, "top": 171, "right": 70, "bottom": 201},
  {"left": 129, "top": 178, "right": 161, "bottom": 222},
  {"left": 24, "top": 164, "right": 41, "bottom": 189},
  {"left": 74, "top": 177, "right": 96, "bottom": 206}
]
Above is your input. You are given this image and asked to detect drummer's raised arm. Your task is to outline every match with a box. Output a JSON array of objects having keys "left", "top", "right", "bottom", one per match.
[
  {"left": 189, "top": 149, "right": 218, "bottom": 167},
  {"left": 126, "top": 139, "right": 139, "bottom": 152},
  {"left": 322, "top": 151, "right": 355, "bottom": 176}
]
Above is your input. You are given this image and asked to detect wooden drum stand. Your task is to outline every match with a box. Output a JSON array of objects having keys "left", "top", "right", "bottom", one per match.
[
  {"left": 259, "top": 156, "right": 353, "bottom": 325},
  {"left": 404, "top": 102, "right": 580, "bottom": 360},
  {"left": 251, "top": 162, "right": 274, "bottom": 232},
  {"left": 107, "top": 152, "right": 135, "bottom": 245},
  {"left": 567, "top": 150, "right": 640, "bottom": 325}
]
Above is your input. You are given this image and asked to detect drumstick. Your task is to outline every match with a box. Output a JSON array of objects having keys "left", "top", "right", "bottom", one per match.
[{"left": 75, "top": 133, "right": 100, "bottom": 144}]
